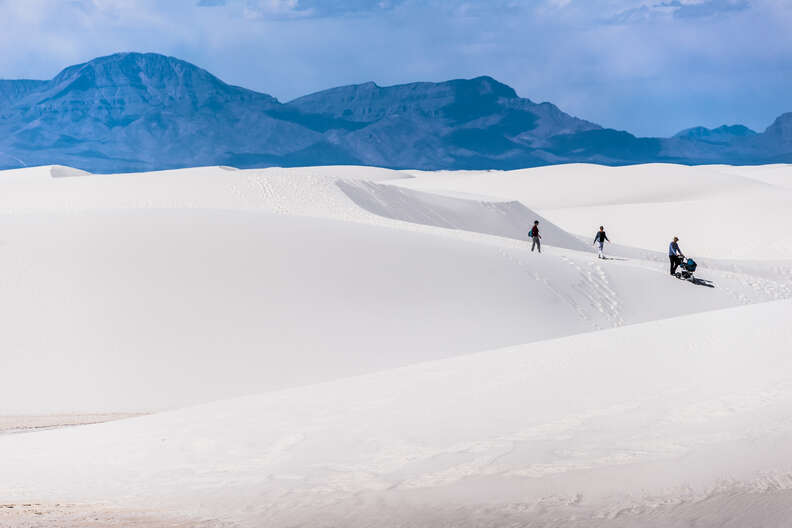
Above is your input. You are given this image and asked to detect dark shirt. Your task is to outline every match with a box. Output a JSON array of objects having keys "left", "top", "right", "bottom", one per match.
[{"left": 594, "top": 231, "right": 609, "bottom": 243}]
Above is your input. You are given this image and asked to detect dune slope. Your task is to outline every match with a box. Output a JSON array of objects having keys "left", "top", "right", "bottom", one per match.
[
  {"left": 394, "top": 163, "right": 792, "bottom": 259},
  {"left": 1, "top": 162, "right": 791, "bottom": 527},
  {"left": 1, "top": 165, "right": 789, "bottom": 413},
  {"left": 3, "top": 300, "right": 792, "bottom": 526}
]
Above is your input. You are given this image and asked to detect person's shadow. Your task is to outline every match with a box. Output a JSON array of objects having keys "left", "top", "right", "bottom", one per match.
[{"left": 689, "top": 277, "right": 716, "bottom": 288}]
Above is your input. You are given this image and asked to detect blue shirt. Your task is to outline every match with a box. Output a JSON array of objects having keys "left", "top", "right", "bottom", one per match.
[{"left": 669, "top": 241, "right": 680, "bottom": 256}]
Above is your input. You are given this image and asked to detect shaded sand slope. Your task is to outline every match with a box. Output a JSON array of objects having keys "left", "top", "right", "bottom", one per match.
[{"left": 337, "top": 178, "right": 588, "bottom": 250}]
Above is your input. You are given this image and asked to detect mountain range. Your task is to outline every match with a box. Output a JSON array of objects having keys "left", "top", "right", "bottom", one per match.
[{"left": 0, "top": 52, "right": 789, "bottom": 173}]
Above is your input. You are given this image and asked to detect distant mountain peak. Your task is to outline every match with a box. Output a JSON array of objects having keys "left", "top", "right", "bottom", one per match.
[
  {"left": 53, "top": 52, "right": 192, "bottom": 80},
  {"left": 287, "top": 75, "right": 525, "bottom": 127},
  {"left": 445, "top": 75, "right": 518, "bottom": 99},
  {"left": 674, "top": 124, "right": 756, "bottom": 140},
  {"left": 767, "top": 112, "right": 792, "bottom": 127},
  {"left": 50, "top": 52, "right": 228, "bottom": 91},
  {"left": 764, "top": 112, "right": 792, "bottom": 140},
  {"left": 31, "top": 52, "right": 277, "bottom": 112}
]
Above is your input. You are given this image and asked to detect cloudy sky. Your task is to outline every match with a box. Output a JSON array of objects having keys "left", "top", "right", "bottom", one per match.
[{"left": 0, "top": 0, "right": 788, "bottom": 136}]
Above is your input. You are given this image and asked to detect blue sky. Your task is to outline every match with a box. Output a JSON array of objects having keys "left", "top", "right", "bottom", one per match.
[{"left": 0, "top": 0, "right": 788, "bottom": 136}]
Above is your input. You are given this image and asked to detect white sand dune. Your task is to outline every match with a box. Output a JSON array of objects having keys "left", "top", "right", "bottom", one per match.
[
  {"left": 394, "top": 163, "right": 792, "bottom": 260},
  {"left": 4, "top": 300, "right": 792, "bottom": 527},
  {"left": 1, "top": 163, "right": 791, "bottom": 526},
  {"left": 713, "top": 163, "right": 792, "bottom": 190},
  {"left": 0, "top": 165, "right": 788, "bottom": 413},
  {"left": 397, "top": 164, "right": 779, "bottom": 208}
]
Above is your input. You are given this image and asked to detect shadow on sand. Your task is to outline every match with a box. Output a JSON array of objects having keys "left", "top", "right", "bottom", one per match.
[{"left": 689, "top": 277, "right": 716, "bottom": 288}]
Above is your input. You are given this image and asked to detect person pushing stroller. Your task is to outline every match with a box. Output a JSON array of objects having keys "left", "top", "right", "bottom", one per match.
[{"left": 669, "top": 236, "right": 685, "bottom": 276}]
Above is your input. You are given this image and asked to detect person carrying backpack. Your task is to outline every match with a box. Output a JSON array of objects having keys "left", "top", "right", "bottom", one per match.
[
  {"left": 669, "top": 236, "right": 685, "bottom": 276},
  {"left": 529, "top": 220, "right": 541, "bottom": 253},
  {"left": 593, "top": 226, "right": 610, "bottom": 259}
]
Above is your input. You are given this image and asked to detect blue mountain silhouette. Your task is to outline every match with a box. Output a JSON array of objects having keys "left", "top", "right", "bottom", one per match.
[{"left": 0, "top": 52, "right": 789, "bottom": 172}]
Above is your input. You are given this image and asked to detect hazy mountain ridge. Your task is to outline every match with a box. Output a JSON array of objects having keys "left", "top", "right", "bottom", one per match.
[
  {"left": 0, "top": 79, "right": 47, "bottom": 107},
  {"left": 0, "top": 52, "right": 789, "bottom": 172},
  {"left": 673, "top": 124, "right": 757, "bottom": 142}
]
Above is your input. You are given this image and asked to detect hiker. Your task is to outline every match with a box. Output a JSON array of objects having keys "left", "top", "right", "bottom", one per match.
[
  {"left": 593, "top": 226, "right": 610, "bottom": 259},
  {"left": 669, "top": 236, "right": 685, "bottom": 276},
  {"left": 529, "top": 220, "right": 541, "bottom": 253}
]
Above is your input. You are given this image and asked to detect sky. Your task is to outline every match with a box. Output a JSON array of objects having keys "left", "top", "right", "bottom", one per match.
[{"left": 0, "top": 0, "right": 789, "bottom": 136}]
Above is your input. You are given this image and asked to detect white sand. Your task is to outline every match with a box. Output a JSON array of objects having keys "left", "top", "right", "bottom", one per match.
[
  {"left": 394, "top": 163, "right": 792, "bottom": 260},
  {"left": 1, "top": 163, "right": 791, "bottom": 526}
]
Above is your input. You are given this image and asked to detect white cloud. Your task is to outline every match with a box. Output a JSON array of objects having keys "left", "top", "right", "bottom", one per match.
[{"left": 244, "top": 0, "right": 302, "bottom": 18}]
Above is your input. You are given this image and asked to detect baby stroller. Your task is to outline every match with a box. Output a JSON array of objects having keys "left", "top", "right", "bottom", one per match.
[{"left": 675, "top": 257, "right": 697, "bottom": 280}]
